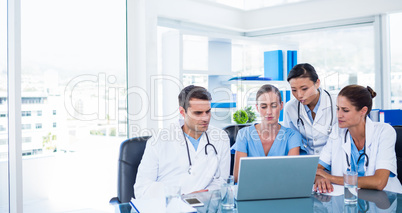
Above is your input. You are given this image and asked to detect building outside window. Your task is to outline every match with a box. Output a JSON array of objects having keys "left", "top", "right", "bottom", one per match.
[{"left": 35, "top": 123, "right": 42, "bottom": 129}]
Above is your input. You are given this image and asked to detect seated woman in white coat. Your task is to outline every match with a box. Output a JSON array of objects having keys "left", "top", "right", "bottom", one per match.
[
  {"left": 283, "top": 63, "right": 337, "bottom": 155},
  {"left": 232, "top": 84, "right": 302, "bottom": 182},
  {"left": 134, "top": 85, "right": 230, "bottom": 198},
  {"left": 314, "top": 85, "right": 402, "bottom": 193}
]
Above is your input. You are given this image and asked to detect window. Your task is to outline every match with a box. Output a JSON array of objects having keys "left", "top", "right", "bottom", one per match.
[
  {"left": 182, "top": 74, "right": 209, "bottom": 88},
  {"left": 259, "top": 25, "right": 375, "bottom": 92},
  {"left": 0, "top": 0, "right": 8, "bottom": 210},
  {"left": 390, "top": 13, "right": 402, "bottom": 109},
  {"left": 0, "top": 125, "right": 6, "bottom": 131},
  {"left": 21, "top": 124, "right": 31, "bottom": 130},
  {"left": 22, "top": 111, "right": 31, "bottom": 116},
  {"left": 0, "top": 139, "right": 6, "bottom": 145},
  {"left": 35, "top": 123, "right": 42, "bottom": 129},
  {"left": 21, "top": 97, "right": 44, "bottom": 104},
  {"left": 20, "top": 0, "right": 126, "bottom": 212}
]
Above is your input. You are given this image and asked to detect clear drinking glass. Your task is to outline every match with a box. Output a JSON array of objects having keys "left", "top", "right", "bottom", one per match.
[
  {"left": 221, "top": 175, "right": 235, "bottom": 209},
  {"left": 344, "top": 170, "right": 358, "bottom": 204},
  {"left": 165, "top": 185, "right": 181, "bottom": 207}
]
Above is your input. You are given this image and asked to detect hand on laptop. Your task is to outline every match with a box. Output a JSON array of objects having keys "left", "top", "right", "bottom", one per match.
[{"left": 314, "top": 176, "right": 333, "bottom": 194}]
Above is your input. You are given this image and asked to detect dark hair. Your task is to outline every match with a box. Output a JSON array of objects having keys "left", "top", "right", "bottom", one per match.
[
  {"left": 287, "top": 63, "right": 319, "bottom": 83},
  {"left": 256, "top": 84, "right": 282, "bottom": 103},
  {"left": 338, "top": 85, "right": 377, "bottom": 116},
  {"left": 178, "top": 85, "right": 212, "bottom": 111}
]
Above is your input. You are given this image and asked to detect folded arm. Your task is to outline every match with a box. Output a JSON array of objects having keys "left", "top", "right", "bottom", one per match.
[{"left": 315, "top": 164, "right": 391, "bottom": 192}]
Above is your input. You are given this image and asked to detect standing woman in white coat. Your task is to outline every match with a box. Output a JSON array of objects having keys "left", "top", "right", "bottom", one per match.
[
  {"left": 283, "top": 63, "right": 337, "bottom": 155},
  {"left": 314, "top": 85, "right": 402, "bottom": 193}
]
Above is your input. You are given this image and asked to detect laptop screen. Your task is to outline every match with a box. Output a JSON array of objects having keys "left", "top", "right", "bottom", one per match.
[{"left": 237, "top": 155, "right": 319, "bottom": 201}]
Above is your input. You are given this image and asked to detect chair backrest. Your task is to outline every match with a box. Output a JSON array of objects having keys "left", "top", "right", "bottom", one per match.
[
  {"left": 117, "top": 136, "right": 151, "bottom": 203},
  {"left": 393, "top": 126, "right": 402, "bottom": 184},
  {"left": 223, "top": 124, "right": 251, "bottom": 175}
]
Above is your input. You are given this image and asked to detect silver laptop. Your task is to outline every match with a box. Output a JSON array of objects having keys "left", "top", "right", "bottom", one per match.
[{"left": 236, "top": 155, "right": 319, "bottom": 201}]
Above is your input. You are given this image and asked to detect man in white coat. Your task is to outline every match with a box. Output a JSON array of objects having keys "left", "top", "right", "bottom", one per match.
[{"left": 134, "top": 85, "right": 231, "bottom": 199}]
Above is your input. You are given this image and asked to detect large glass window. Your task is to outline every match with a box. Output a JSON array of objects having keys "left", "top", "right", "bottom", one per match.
[
  {"left": 21, "top": 0, "right": 126, "bottom": 212},
  {"left": 0, "top": 0, "right": 8, "bottom": 211},
  {"left": 260, "top": 25, "right": 375, "bottom": 92},
  {"left": 390, "top": 12, "right": 402, "bottom": 109}
]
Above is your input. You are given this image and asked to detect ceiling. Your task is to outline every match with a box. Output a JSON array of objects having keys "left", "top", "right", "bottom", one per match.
[{"left": 200, "top": 0, "right": 318, "bottom": 11}]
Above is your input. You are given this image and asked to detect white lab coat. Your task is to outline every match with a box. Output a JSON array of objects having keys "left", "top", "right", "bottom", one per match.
[
  {"left": 283, "top": 88, "right": 337, "bottom": 155},
  {"left": 319, "top": 117, "right": 402, "bottom": 193},
  {"left": 134, "top": 122, "right": 230, "bottom": 198}
]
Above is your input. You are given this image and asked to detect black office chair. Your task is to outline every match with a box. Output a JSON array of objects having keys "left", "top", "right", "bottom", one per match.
[
  {"left": 110, "top": 135, "right": 152, "bottom": 204},
  {"left": 393, "top": 125, "right": 402, "bottom": 184},
  {"left": 223, "top": 124, "right": 251, "bottom": 175}
]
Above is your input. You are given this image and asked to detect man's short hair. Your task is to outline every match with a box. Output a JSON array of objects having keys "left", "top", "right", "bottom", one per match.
[{"left": 178, "top": 85, "right": 212, "bottom": 111}]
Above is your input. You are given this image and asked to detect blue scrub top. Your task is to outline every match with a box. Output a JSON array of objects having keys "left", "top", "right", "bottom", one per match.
[
  {"left": 350, "top": 137, "right": 366, "bottom": 177},
  {"left": 231, "top": 124, "right": 302, "bottom": 156},
  {"left": 184, "top": 132, "right": 201, "bottom": 151}
]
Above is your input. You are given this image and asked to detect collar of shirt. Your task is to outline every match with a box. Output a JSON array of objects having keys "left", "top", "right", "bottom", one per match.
[
  {"left": 184, "top": 132, "right": 202, "bottom": 151},
  {"left": 303, "top": 93, "right": 322, "bottom": 123}
]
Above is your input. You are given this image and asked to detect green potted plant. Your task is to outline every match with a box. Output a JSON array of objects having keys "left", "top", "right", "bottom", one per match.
[{"left": 233, "top": 106, "right": 256, "bottom": 124}]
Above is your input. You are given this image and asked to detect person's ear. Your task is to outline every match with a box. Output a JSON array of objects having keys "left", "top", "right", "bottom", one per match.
[
  {"left": 360, "top": 106, "right": 368, "bottom": 117},
  {"left": 179, "top": 106, "right": 186, "bottom": 118},
  {"left": 315, "top": 79, "right": 321, "bottom": 89},
  {"left": 255, "top": 104, "right": 259, "bottom": 112},
  {"left": 280, "top": 101, "right": 284, "bottom": 111}
]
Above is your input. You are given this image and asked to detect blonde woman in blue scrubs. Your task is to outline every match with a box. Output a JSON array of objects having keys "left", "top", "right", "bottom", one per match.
[{"left": 232, "top": 84, "right": 302, "bottom": 182}]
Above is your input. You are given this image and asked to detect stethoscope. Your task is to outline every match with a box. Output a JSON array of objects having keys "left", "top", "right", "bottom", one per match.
[
  {"left": 344, "top": 129, "right": 369, "bottom": 170},
  {"left": 182, "top": 130, "right": 218, "bottom": 175},
  {"left": 297, "top": 89, "right": 334, "bottom": 149}
]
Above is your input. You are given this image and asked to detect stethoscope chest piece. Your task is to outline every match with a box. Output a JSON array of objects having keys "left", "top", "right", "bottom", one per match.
[{"left": 327, "top": 126, "right": 332, "bottom": 135}]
